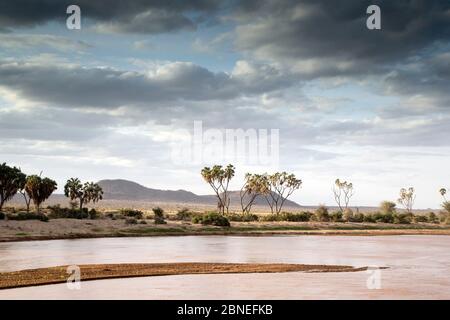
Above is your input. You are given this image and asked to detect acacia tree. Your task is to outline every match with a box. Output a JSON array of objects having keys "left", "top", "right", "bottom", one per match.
[
  {"left": 201, "top": 164, "right": 235, "bottom": 214},
  {"left": 24, "top": 175, "right": 57, "bottom": 213},
  {"left": 240, "top": 173, "right": 270, "bottom": 215},
  {"left": 397, "top": 187, "right": 416, "bottom": 213},
  {"left": 264, "top": 172, "right": 302, "bottom": 215},
  {"left": 0, "top": 163, "right": 26, "bottom": 211},
  {"left": 64, "top": 178, "right": 104, "bottom": 212},
  {"left": 333, "top": 179, "right": 354, "bottom": 212}
]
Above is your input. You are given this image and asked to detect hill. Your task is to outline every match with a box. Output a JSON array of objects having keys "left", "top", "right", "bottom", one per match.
[{"left": 97, "top": 179, "right": 301, "bottom": 208}]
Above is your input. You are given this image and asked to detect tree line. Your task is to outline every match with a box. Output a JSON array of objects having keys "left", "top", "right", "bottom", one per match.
[
  {"left": 201, "top": 164, "right": 449, "bottom": 216},
  {"left": 0, "top": 163, "right": 103, "bottom": 213},
  {"left": 1, "top": 162, "right": 449, "bottom": 217}
]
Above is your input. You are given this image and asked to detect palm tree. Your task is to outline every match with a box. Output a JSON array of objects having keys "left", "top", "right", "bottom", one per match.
[{"left": 64, "top": 178, "right": 103, "bottom": 212}]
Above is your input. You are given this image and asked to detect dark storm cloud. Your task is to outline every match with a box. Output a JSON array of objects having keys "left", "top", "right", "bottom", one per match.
[
  {"left": 386, "top": 54, "right": 450, "bottom": 96},
  {"left": 234, "top": 0, "right": 450, "bottom": 76},
  {"left": 0, "top": 60, "right": 292, "bottom": 108},
  {"left": 0, "top": 0, "right": 222, "bottom": 33}
]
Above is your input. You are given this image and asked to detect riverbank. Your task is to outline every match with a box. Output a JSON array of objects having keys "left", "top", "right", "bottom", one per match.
[
  {"left": 1, "top": 219, "right": 450, "bottom": 242},
  {"left": 0, "top": 262, "right": 369, "bottom": 289}
]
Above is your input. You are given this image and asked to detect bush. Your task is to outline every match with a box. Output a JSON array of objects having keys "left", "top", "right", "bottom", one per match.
[
  {"left": 88, "top": 208, "right": 99, "bottom": 220},
  {"left": 259, "top": 212, "right": 312, "bottom": 222},
  {"left": 153, "top": 207, "right": 166, "bottom": 224},
  {"left": 428, "top": 212, "right": 439, "bottom": 224},
  {"left": 258, "top": 214, "right": 278, "bottom": 222},
  {"left": 439, "top": 212, "right": 448, "bottom": 223},
  {"left": 227, "top": 213, "right": 259, "bottom": 222},
  {"left": 176, "top": 208, "right": 194, "bottom": 221},
  {"left": 363, "top": 214, "right": 376, "bottom": 223},
  {"left": 281, "top": 212, "right": 313, "bottom": 222},
  {"left": 192, "top": 212, "right": 230, "bottom": 227},
  {"left": 413, "top": 215, "right": 429, "bottom": 223},
  {"left": 47, "top": 205, "right": 88, "bottom": 219},
  {"left": 191, "top": 213, "right": 203, "bottom": 224},
  {"left": 315, "top": 205, "right": 330, "bottom": 222},
  {"left": 380, "top": 201, "right": 397, "bottom": 215},
  {"left": 330, "top": 211, "right": 343, "bottom": 222},
  {"left": 372, "top": 212, "right": 394, "bottom": 223},
  {"left": 119, "top": 208, "right": 143, "bottom": 219},
  {"left": 125, "top": 218, "right": 138, "bottom": 225},
  {"left": 343, "top": 209, "right": 353, "bottom": 222},
  {"left": 349, "top": 212, "right": 365, "bottom": 223},
  {"left": 0, "top": 212, "right": 5, "bottom": 220},
  {"left": 7, "top": 212, "right": 48, "bottom": 222},
  {"left": 393, "top": 213, "right": 413, "bottom": 224}
]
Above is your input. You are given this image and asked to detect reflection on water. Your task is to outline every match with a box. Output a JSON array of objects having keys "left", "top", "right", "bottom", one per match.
[{"left": 1, "top": 235, "right": 450, "bottom": 299}]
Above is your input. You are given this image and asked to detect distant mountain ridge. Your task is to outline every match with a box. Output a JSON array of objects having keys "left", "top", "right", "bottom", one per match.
[{"left": 97, "top": 179, "right": 301, "bottom": 208}]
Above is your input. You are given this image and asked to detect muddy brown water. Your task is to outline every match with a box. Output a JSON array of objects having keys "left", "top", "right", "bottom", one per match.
[{"left": 0, "top": 235, "right": 449, "bottom": 299}]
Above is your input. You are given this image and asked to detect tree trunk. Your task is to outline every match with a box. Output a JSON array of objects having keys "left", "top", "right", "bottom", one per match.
[{"left": 22, "top": 193, "right": 30, "bottom": 213}]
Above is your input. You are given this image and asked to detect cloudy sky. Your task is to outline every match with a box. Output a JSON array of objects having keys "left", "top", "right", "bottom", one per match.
[{"left": 1, "top": 0, "right": 449, "bottom": 208}]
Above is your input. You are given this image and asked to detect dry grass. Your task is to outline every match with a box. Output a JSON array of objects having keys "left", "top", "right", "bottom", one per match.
[{"left": 0, "top": 262, "right": 368, "bottom": 290}]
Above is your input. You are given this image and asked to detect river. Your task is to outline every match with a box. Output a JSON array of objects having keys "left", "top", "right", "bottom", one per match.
[{"left": 0, "top": 235, "right": 449, "bottom": 299}]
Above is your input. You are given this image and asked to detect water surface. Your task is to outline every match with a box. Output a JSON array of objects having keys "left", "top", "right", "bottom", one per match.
[{"left": 0, "top": 235, "right": 449, "bottom": 299}]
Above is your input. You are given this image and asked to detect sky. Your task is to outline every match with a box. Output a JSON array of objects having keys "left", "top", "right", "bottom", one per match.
[{"left": 0, "top": 0, "right": 450, "bottom": 209}]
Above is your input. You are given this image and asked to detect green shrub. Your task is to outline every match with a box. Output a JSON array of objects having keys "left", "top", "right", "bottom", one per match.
[
  {"left": 372, "top": 212, "right": 394, "bottom": 223},
  {"left": 125, "top": 217, "right": 138, "bottom": 225},
  {"left": 330, "top": 211, "right": 343, "bottom": 222},
  {"left": 88, "top": 208, "right": 99, "bottom": 220},
  {"left": 7, "top": 212, "right": 48, "bottom": 222},
  {"left": 192, "top": 212, "right": 230, "bottom": 227},
  {"left": 281, "top": 211, "right": 313, "bottom": 222},
  {"left": 191, "top": 213, "right": 202, "bottom": 224},
  {"left": 428, "top": 212, "right": 439, "bottom": 224},
  {"left": 153, "top": 207, "right": 166, "bottom": 224},
  {"left": 47, "top": 205, "right": 89, "bottom": 219},
  {"left": 0, "top": 212, "right": 5, "bottom": 220},
  {"left": 176, "top": 208, "right": 193, "bottom": 221},
  {"left": 393, "top": 212, "right": 413, "bottom": 224},
  {"left": 413, "top": 215, "right": 429, "bottom": 223},
  {"left": 315, "top": 205, "right": 330, "bottom": 222},
  {"left": 363, "top": 214, "right": 376, "bottom": 223},
  {"left": 227, "top": 213, "right": 259, "bottom": 222},
  {"left": 259, "top": 214, "right": 280, "bottom": 222},
  {"left": 349, "top": 212, "right": 364, "bottom": 223},
  {"left": 119, "top": 208, "right": 143, "bottom": 219}
]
